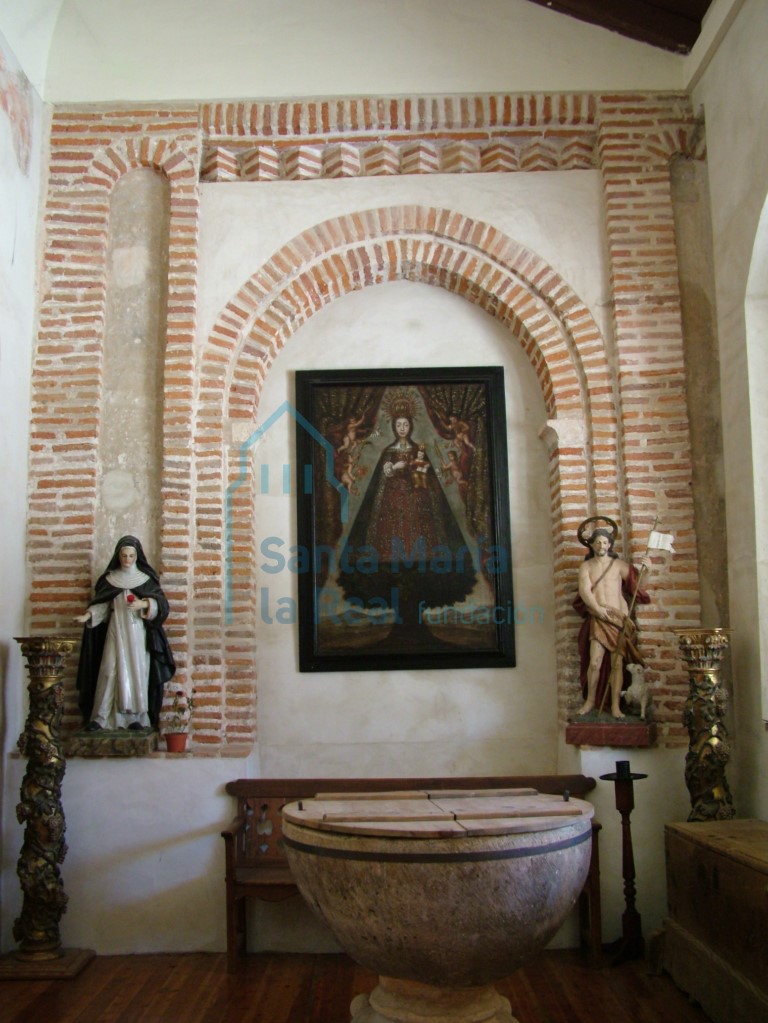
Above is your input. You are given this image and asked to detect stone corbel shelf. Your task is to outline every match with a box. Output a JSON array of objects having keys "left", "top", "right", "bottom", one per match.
[
  {"left": 64, "top": 729, "right": 158, "bottom": 758},
  {"left": 565, "top": 719, "right": 657, "bottom": 748}
]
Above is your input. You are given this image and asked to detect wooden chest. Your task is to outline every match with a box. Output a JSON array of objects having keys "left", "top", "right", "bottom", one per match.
[{"left": 663, "top": 819, "right": 768, "bottom": 1023}]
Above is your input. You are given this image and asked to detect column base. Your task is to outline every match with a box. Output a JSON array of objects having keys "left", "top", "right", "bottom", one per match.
[
  {"left": 351, "top": 975, "right": 517, "bottom": 1023},
  {"left": 0, "top": 947, "right": 95, "bottom": 980}
]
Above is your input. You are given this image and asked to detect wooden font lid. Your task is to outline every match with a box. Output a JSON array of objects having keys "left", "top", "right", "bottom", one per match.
[{"left": 282, "top": 788, "right": 593, "bottom": 839}]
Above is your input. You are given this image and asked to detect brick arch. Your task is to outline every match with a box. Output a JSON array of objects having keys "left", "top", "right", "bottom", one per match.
[
  {"left": 193, "top": 205, "right": 619, "bottom": 752},
  {"left": 74, "top": 139, "right": 199, "bottom": 699},
  {"left": 641, "top": 125, "right": 705, "bottom": 164},
  {"left": 81, "top": 137, "right": 198, "bottom": 190},
  {"left": 204, "top": 206, "right": 611, "bottom": 424}
]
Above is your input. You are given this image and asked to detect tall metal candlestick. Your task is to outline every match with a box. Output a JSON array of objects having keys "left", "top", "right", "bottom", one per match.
[{"left": 600, "top": 759, "right": 647, "bottom": 964}]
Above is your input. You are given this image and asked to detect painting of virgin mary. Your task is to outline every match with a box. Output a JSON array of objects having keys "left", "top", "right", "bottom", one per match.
[{"left": 296, "top": 368, "right": 515, "bottom": 671}]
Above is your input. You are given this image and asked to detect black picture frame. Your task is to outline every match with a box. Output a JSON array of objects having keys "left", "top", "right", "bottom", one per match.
[{"left": 295, "top": 366, "right": 515, "bottom": 672}]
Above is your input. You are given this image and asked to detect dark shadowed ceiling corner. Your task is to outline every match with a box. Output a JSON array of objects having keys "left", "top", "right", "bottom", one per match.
[{"left": 523, "top": 0, "right": 714, "bottom": 53}]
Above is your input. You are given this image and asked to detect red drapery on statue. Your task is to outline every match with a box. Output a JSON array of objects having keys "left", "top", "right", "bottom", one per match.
[{"left": 573, "top": 564, "right": 650, "bottom": 711}]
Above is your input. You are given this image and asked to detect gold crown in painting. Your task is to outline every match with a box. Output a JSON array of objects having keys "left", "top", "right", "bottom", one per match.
[{"left": 382, "top": 388, "right": 418, "bottom": 422}]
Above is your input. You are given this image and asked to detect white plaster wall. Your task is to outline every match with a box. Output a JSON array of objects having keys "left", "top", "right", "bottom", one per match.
[
  {"left": 0, "top": 1, "right": 63, "bottom": 96},
  {"left": 7, "top": 2, "right": 753, "bottom": 105},
  {"left": 3, "top": 753, "right": 259, "bottom": 954},
  {"left": 197, "top": 173, "right": 612, "bottom": 344},
  {"left": 0, "top": 29, "right": 46, "bottom": 953},
  {"left": 42, "top": 0, "right": 684, "bottom": 102},
  {"left": 692, "top": 0, "right": 768, "bottom": 819}
]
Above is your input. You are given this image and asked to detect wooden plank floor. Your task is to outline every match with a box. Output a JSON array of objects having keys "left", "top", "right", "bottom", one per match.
[{"left": 0, "top": 950, "right": 711, "bottom": 1023}]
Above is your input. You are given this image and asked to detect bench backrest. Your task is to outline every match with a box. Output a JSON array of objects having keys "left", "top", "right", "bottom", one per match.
[{"left": 225, "top": 774, "right": 596, "bottom": 868}]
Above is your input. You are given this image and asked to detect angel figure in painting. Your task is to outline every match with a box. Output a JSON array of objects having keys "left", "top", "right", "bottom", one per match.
[
  {"left": 74, "top": 535, "right": 176, "bottom": 731},
  {"left": 438, "top": 412, "right": 476, "bottom": 455},
  {"left": 435, "top": 412, "right": 476, "bottom": 502},
  {"left": 335, "top": 413, "right": 371, "bottom": 456},
  {"left": 439, "top": 449, "right": 469, "bottom": 502},
  {"left": 338, "top": 451, "right": 367, "bottom": 495}
]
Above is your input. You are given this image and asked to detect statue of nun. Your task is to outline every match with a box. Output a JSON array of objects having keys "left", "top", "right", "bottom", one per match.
[{"left": 74, "top": 535, "right": 176, "bottom": 731}]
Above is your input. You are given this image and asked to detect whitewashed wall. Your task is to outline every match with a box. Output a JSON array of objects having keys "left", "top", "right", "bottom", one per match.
[
  {"left": 43, "top": 0, "right": 683, "bottom": 102},
  {"left": 0, "top": 29, "right": 46, "bottom": 952},
  {"left": 692, "top": 0, "right": 768, "bottom": 818}
]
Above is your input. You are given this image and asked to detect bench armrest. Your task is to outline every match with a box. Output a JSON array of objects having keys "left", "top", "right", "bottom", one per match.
[
  {"left": 222, "top": 813, "right": 246, "bottom": 879},
  {"left": 221, "top": 813, "right": 246, "bottom": 841}
]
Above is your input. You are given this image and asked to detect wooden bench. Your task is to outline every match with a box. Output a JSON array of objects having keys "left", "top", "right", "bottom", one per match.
[{"left": 222, "top": 775, "right": 603, "bottom": 972}]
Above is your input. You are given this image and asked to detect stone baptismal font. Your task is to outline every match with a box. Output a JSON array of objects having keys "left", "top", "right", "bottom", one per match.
[{"left": 282, "top": 787, "right": 594, "bottom": 1023}]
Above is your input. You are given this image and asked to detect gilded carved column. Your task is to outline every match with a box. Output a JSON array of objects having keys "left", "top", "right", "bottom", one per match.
[
  {"left": 674, "top": 628, "right": 735, "bottom": 822},
  {"left": 0, "top": 637, "right": 93, "bottom": 978}
]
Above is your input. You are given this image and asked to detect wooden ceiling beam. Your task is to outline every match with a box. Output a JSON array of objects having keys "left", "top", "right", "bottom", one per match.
[{"left": 524, "top": 0, "right": 710, "bottom": 54}]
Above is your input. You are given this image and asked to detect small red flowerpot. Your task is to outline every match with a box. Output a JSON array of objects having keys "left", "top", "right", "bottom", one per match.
[{"left": 165, "top": 732, "right": 188, "bottom": 753}]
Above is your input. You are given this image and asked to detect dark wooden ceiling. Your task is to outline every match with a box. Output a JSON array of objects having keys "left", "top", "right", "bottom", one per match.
[{"left": 524, "top": 1, "right": 714, "bottom": 54}]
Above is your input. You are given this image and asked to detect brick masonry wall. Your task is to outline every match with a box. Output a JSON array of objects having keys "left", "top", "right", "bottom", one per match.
[
  {"left": 29, "top": 93, "right": 701, "bottom": 753},
  {"left": 31, "top": 109, "right": 199, "bottom": 734},
  {"left": 597, "top": 93, "right": 703, "bottom": 742}
]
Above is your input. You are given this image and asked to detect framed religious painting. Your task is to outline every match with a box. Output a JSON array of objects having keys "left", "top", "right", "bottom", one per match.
[{"left": 294, "top": 366, "right": 515, "bottom": 672}]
